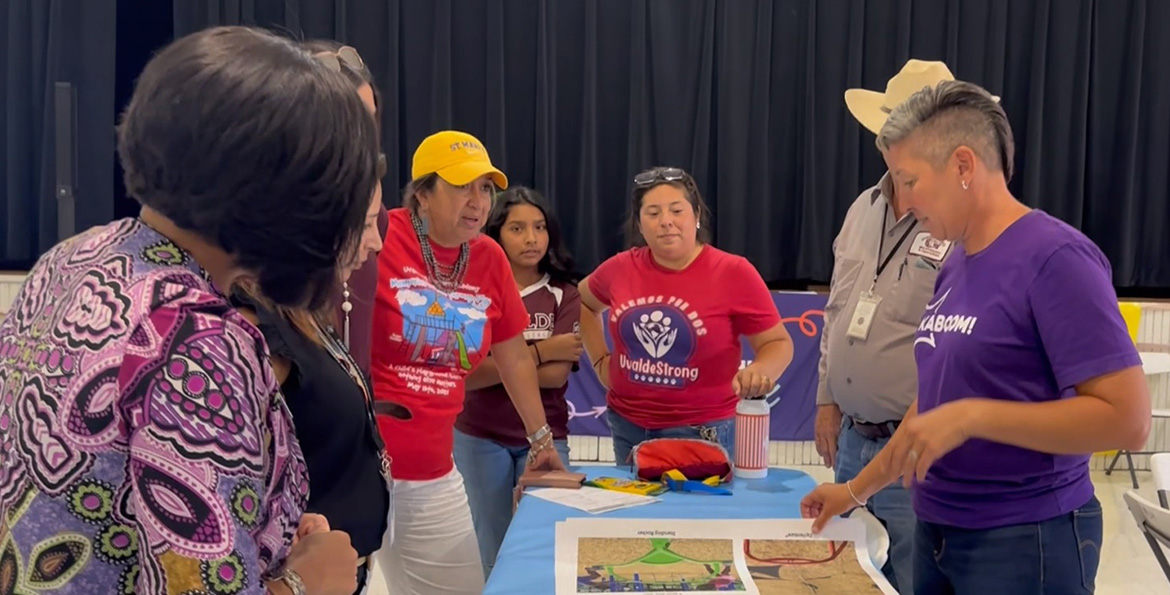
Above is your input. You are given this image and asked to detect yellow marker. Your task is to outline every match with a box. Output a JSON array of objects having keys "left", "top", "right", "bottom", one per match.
[
  {"left": 584, "top": 477, "right": 666, "bottom": 496},
  {"left": 661, "top": 469, "right": 723, "bottom": 487}
]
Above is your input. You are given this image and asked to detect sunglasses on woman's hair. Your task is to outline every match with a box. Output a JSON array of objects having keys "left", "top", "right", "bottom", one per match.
[
  {"left": 633, "top": 168, "right": 687, "bottom": 187},
  {"left": 313, "top": 45, "right": 365, "bottom": 73}
]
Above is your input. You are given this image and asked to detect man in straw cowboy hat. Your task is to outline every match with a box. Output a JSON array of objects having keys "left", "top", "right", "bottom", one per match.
[{"left": 814, "top": 59, "right": 967, "bottom": 592}]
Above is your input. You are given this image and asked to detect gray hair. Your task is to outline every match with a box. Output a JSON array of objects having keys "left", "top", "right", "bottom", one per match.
[
  {"left": 401, "top": 173, "right": 439, "bottom": 212},
  {"left": 875, "top": 80, "right": 1015, "bottom": 183}
]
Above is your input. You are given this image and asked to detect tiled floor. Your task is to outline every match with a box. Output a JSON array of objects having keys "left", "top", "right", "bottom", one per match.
[{"left": 792, "top": 464, "right": 1169, "bottom": 595}]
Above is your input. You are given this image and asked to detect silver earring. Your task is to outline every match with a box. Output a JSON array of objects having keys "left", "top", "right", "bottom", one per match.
[
  {"left": 341, "top": 282, "right": 352, "bottom": 348},
  {"left": 696, "top": 222, "right": 701, "bottom": 230},
  {"left": 961, "top": 180, "right": 970, "bottom": 190}
]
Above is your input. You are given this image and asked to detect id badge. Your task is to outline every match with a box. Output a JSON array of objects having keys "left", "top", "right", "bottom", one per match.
[{"left": 846, "top": 293, "right": 881, "bottom": 341}]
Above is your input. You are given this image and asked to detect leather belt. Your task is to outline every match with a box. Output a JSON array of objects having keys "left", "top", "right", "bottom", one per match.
[{"left": 846, "top": 416, "right": 899, "bottom": 440}]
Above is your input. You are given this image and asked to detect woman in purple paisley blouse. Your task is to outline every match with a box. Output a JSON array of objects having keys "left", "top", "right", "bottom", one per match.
[{"left": 0, "top": 27, "right": 379, "bottom": 595}]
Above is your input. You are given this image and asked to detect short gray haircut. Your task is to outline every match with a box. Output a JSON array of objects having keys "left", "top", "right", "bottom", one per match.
[{"left": 875, "top": 80, "right": 1015, "bottom": 183}]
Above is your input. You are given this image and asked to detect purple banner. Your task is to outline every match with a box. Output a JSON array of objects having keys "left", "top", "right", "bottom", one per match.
[{"left": 566, "top": 292, "right": 828, "bottom": 441}]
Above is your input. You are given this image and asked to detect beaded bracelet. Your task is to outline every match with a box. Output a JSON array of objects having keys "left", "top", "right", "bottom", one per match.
[{"left": 526, "top": 435, "right": 555, "bottom": 465}]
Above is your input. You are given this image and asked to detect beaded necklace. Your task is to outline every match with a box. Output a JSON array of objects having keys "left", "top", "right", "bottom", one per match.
[{"left": 409, "top": 210, "right": 470, "bottom": 292}]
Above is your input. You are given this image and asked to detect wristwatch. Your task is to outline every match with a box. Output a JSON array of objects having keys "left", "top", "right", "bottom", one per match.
[
  {"left": 274, "top": 567, "right": 307, "bottom": 595},
  {"left": 527, "top": 424, "right": 552, "bottom": 445}
]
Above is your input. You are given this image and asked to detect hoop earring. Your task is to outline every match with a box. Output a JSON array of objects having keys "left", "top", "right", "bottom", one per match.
[{"left": 961, "top": 180, "right": 970, "bottom": 190}]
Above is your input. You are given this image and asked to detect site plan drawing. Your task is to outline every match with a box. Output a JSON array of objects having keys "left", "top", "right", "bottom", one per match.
[
  {"left": 744, "top": 538, "right": 883, "bottom": 594},
  {"left": 576, "top": 537, "right": 745, "bottom": 592},
  {"left": 555, "top": 518, "right": 897, "bottom": 595}
]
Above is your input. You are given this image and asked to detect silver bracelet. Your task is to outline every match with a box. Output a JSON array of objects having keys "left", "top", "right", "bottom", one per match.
[
  {"left": 526, "top": 437, "right": 554, "bottom": 464},
  {"left": 275, "top": 567, "right": 307, "bottom": 595},
  {"left": 527, "top": 424, "right": 551, "bottom": 445},
  {"left": 846, "top": 480, "right": 867, "bottom": 507}
]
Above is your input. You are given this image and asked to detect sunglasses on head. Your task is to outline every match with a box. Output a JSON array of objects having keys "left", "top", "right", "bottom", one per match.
[
  {"left": 633, "top": 167, "right": 687, "bottom": 187},
  {"left": 312, "top": 49, "right": 382, "bottom": 181},
  {"left": 313, "top": 45, "right": 365, "bottom": 73}
]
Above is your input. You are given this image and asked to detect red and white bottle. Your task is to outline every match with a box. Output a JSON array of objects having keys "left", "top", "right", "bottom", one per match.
[{"left": 734, "top": 398, "right": 770, "bottom": 479}]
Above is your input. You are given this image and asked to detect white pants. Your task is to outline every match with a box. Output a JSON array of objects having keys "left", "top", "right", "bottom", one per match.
[{"left": 366, "top": 467, "right": 484, "bottom": 595}]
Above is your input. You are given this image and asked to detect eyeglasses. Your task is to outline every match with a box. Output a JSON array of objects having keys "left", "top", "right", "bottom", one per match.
[
  {"left": 633, "top": 167, "right": 687, "bottom": 187},
  {"left": 313, "top": 45, "right": 365, "bottom": 73},
  {"left": 377, "top": 153, "right": 387, "bottom": 179}
]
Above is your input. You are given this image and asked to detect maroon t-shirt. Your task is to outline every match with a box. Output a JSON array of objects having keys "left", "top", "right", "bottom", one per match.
[
  {"left": 335, "top": 203, "right": 389, "bottom": 375},
  {"left": 457, "top": 275, "right": 582, "bottom": 446}
]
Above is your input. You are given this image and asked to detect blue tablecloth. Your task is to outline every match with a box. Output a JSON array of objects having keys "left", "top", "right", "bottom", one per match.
[{"left": 484, "top": 465, "right": 818, "bottom": 594}]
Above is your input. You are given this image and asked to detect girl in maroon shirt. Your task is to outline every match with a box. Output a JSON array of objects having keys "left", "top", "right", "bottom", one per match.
[{"left": 454, "top": 187, "right": 582, "bottom": 579}]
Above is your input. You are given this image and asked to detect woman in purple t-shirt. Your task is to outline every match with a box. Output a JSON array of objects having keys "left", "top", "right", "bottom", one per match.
[{"left": 802, "top": 81, "right": 1150, "bottom": 594}]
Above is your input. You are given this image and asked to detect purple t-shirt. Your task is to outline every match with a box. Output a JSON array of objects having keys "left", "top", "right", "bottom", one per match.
[{"left": 913, "top": 210, "right": 1140, "bottom": 529}]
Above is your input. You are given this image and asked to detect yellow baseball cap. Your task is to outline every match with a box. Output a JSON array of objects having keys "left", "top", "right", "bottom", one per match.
[{"left": 410, "top": 130, "right": 509, "bottom": 189}]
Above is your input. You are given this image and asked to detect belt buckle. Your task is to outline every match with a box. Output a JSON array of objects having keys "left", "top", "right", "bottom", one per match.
[
  {"left": 849, "top": 415, "right": 872, "bottom": 428},
  {"left": 850, "top": 416, "right": 888, "bottom": 439}
]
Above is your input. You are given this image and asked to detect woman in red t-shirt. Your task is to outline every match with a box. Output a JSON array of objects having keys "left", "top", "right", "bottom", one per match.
[
  {"left": 578, "top": 166, "right": 795, "bottom": 465},
  {"left": 370, "top": 131, "right": 564, "bottom": 594}
]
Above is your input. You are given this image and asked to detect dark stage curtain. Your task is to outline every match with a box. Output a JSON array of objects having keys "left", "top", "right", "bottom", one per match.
[
  {"left": 1086, "top": 0, "right": 1170, "bottom": 288},
  {"left": 14, "top": 0, "right": 1158, "bottom": 290},
  {"left": 1, "top": 0, "right": 117, "bottom": 269}
]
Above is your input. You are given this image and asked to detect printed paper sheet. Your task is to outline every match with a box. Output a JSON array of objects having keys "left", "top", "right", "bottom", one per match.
[
  {"left": 554, "top": 518, "right": 897, "bottom": 594},
  {"left": 526, "top": 486, "right": 661, "bottom": 514}
]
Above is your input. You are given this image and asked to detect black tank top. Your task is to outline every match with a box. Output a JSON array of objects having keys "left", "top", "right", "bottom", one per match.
[{"left": 233, "top": 293, "right": 389, "bottom": 556}]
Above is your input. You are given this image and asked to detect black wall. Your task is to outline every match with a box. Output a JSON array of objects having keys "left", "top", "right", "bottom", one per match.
[{"left": 4, "top": 1, "right": 1170, "bottom": 295}]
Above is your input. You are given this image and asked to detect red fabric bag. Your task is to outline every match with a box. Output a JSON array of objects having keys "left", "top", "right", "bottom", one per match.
[{"left": 631, "top": 438, "right": 732, "bottom": 483}]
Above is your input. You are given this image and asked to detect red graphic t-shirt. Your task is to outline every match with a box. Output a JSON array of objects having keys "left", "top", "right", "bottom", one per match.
[
  {"left": 457, "top": 275, "right": 582, "bottom": 446},
  {"left": 371, "top": 208, "right": 528, "bottom": 480},
  {"left": 588, "top": 245, "right": 780, "bottom": 429}
]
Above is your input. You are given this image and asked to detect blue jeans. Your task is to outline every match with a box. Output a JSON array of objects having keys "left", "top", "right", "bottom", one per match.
[
  {"left": 914, "top": 496, "right": 1102, "bottom": 594},
  {"left": 836, "top": 417, "right": 916, "bottom": 594},
  {"left": 606, "top": 408, "right": 735, "bottom": 466},
  {"left": 452, "top": 428, "right": 571, "bottom": 581}
]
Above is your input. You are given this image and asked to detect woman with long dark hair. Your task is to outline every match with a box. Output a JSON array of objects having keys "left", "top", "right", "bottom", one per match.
[
  {"left": 231, "top": 40, "right": 399, "bottom": 595},
  {"left": 454, "top": 186, "right": 583, "bottom": 579}
]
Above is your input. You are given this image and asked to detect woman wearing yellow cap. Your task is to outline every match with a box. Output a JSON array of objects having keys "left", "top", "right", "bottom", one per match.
[{"left": 370, "top": 130, "right": 564, "bottom": 593}]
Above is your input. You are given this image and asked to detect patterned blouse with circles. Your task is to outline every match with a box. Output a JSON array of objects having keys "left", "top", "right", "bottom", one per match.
[{"left": 0, "top": 218, "right": 307, "bottom": 594}]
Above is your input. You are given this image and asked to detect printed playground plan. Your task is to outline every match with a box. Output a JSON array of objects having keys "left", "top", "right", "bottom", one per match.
[{"left": 555, "top": 519, "right": 897, "bottom": 594}]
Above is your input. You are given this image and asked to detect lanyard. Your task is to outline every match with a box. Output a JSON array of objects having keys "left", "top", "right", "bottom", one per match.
[
  {"left": 319, "top": 328, "right": 389, "bottom": 456},
  {"left": 871, "top": 208, "right": 917, "bottom": 292}
]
